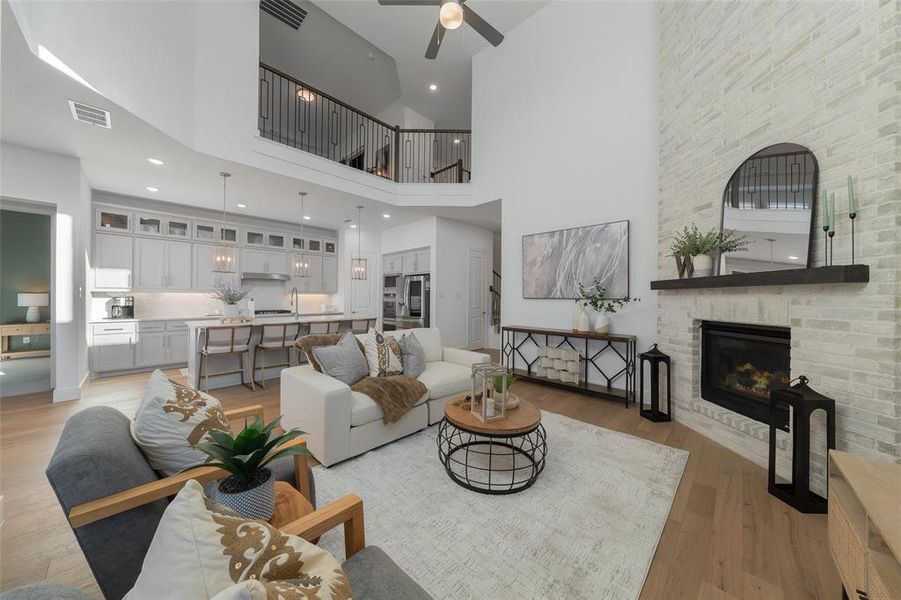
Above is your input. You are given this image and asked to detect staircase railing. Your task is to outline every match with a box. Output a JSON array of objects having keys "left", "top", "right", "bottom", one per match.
[
  {"left": 490, "top": 270, "right": 501, "bottom": 334},
  {"left": 258, "top": 63, "right": 471, "bottom": 184}
]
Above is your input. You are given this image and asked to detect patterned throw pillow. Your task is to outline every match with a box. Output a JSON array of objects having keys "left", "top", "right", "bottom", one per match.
[
  {"left": 125, "top": 480, "right": 352, "bottom": 600},
  {"left": 362, "top": 328, "right": 403, "bottom": 377},
  {"left": 131, "top": 370, "right": 230, "bottom": 476}
]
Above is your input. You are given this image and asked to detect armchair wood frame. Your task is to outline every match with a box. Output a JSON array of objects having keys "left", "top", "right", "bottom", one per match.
[{"left": 68, "top": 404, "right": 312, "bottom": 531}]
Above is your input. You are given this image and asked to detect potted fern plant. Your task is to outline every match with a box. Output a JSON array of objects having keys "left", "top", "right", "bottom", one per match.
[
  {"left": 195, "top": 416, "right": 309, "bottom": 520},
  {"left": 670, "top": 225, "right": 750, "bottom": 278}
]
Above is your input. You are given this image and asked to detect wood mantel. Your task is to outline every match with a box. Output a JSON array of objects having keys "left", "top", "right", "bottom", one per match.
[{"left": 650, "top": 265, "right": 869, "bottom": 290}]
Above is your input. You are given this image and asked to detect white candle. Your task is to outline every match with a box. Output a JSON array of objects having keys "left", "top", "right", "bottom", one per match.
[{"left": 486, "top": 398, "right": 495, "bottom": 418}]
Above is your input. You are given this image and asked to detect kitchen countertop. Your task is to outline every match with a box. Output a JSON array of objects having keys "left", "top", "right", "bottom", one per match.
[
  {"left": 90, "top": 311, "right": 345, "bottom": 324},
  {"left": 184, "top": 313, "right": 374, "bottom": 329}
]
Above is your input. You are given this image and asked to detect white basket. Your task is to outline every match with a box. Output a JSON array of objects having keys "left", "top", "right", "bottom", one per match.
[
  {"left": 561, "top": 348, "right": 579, "bottom": 362},
  {"left": 553, "top": 358, "right": 564, "bottom": 370},
  {"left": 546, "top": 347, "right": 561, "bottom": 360},
  {"left": 536, "top": 366, "right": 548, "bottom": 378},
  {"left": 546, "top": 368, "right": 560, "bottom": 380},
  {"left": 537, "top": 346, "right": 548, "bottom": 358},
  {"left": 566, "top": 360, "right": 580, "bottom": 372}
]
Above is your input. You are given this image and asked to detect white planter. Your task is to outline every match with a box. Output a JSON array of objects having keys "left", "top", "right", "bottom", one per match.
[
  {"left": 572, "top": 303, "right": 592, "bottom": 332},
  {"left": 223, "top": 303, "right": 239, "bottom": 318},
  {"left": 593, "top": 312, "right": 611, "bottom": 334},
  {"left": 692, "top": 254, "right": 714, "bottom": 278}
]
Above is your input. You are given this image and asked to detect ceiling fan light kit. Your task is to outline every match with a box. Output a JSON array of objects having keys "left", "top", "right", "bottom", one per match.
[{"left": 378, "top": 0, "right": 504, "bottom": 59}]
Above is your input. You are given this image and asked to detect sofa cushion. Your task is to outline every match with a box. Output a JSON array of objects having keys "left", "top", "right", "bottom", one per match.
[
  {"left": 361, "top": 329, "right": 403, "bottom": 377},
  {"left": 397, "top": 333, "right": 426, "bottom": 378},
  {"left": 350, "top": 387, "right": 429, "bottom": 427},
  {"left": 342, "top": 546, "right": 431, "bottom": 600},
  {"left": 411, "top": 328, "right": 443, "bottom": 363},
  {"left": 417, "top": 361, "right": 471, "bottom": 400},
  {"left": 132, "top": 370, "right": 230, "bottom": 476},
  {"left": 125, "top": 480, "right": 351, "bottom": 600},
  {"left": 0, "top": 584, "right": 96, "bottom": 600},
  {"left": 312, "top": 331, "right": 369, "bottom": 386}
]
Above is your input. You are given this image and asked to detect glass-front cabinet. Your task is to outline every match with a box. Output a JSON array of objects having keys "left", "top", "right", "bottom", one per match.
[
  {"left": 307, "top": 238, "right": 323, "bottom": 254},
  {"left": 166, "top": 218, "right": 190, "bottom": 238},
  {"left": 292, "top": 236, "right": 305, "bottom": 251},
  {"left": 267, "top": 233, "right": 285, "bottom": 249},
  {"left": 323, "top": 240, "right": 337, "bottom": 255},
  {"left": 245, "top": 230, "right": 265, "bottom": 246},
  {"left": 95, "top": 208, "right": 132, "bottom": 232},
  {"left": 136, "top": 214, "right": 163, "bottom": 235},
  {"left": 194, "top": 222, "right": 217, "bottom": 241},
  {"left": 221, "top": 226, "right": 238, "bottom": 243}
]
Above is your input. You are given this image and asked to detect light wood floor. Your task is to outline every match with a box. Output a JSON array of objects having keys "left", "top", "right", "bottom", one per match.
[{"left": 0, "top": 367, "right": 841, "bottom": 599}]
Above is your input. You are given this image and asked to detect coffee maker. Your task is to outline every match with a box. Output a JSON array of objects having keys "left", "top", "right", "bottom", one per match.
[{"left": 109, "top": 296, "right": 134, "bottom": 319}]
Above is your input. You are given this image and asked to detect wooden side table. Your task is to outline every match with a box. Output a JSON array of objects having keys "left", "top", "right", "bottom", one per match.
[
  {"left": 0, "top": 322, "right": 51, "bottom": 361},
  {"left": 270, "top": 481, "right": 319, "bottom": 543}
]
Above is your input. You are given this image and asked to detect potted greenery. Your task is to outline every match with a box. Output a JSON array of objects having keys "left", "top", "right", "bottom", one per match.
[
  {"left": 493, "top": 373, "right": 520, "bottom": 409},
  {"left": 209, "top": 280, "right": 250, "bottom": 318},
  {"left": 195, "top": 416, "right": 309, "bottom": 520},
  {"left": 576, "top": 278, "right": 640, "bottom": 334},
  {"left": 670, "top": 225, "right": 750, "bottom": 278}
]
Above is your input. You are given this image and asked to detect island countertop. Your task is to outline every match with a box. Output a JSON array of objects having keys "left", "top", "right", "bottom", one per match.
[{"left": 184, "top": 313, "right": 373, "bottom": 329}]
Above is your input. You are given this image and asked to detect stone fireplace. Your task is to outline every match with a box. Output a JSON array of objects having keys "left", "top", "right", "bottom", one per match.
[{"left": 700, "top": 321, "right": 790, "bottom": 430}]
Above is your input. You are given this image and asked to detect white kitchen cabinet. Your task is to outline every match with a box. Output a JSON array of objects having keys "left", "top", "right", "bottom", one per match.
[
  {"left": 95, "top": 208, "right": 131, "bottom": 232},
  {"left": 166, "top": 218, "right": 191, "bottom": 239},
  {"left": 166, "top": 241, "right": 192, "bottom": 288},
  {"left": 244, "top": 229, "right": 265, "bottom": 246},
  {"left": 307, "top": 254, "right": 324, "bottom": 292},
  {"left": 323, "top": 240, "right": 337, "bottom": 256},
  {"left": 383, "top": 253, "right": 402, "bottom": 274},
  {"left": 193, "top": 244, "right": 238, "bottom": 290},
  {"left": 93, "top": 233, "right": 134, "bottom": 289},
  {"left": 166, "top": 331, "right": 190, "bottom": 363},
  {"left": 136, "top": 332, "right": 167, "bottom": 367},
  {"left": 135, "top": 213, "right": 164, "bottom": 235},
  {"left": 93, "top": 332, "right": 135, "bottom": 372},
  {"left": 267, "top": 233, "right": 286, "bottom": 249},
  {"left": 401, "top": 251, "right": 416, "bottom": 274},
  {"left": 415, "top": 248, "right": 430, "bottom": 273},
  {"left": 307, "top": 238, "right": 323, "bottom": 254},
  {"left": 267, "top": 252, "right": 289, "bottom": 275},
  {"left": 322, "top": 256, "right": 338, "bottom": 292},
  {"left": 240, "top": 248, "right": 267, "bottom": 273}
]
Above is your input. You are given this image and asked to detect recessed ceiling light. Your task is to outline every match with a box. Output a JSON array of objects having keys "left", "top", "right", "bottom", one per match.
[
  {"left": 236, "top": 203, "right": 247, "bottom": 209},
  {"left": 147, "top": 158, "right": 165, "bottom": 166},
  {"left": 382, "top": 213, "right": 391, "bottom": 219},
  {"left": 350, "top": 224, "right": 358, "bottom": 229},
  {"left": 303, "top": 215, "right": 311, "bottom": 220},
  {"left": 788, "top": 255, "right": 799, "bottom": 260},
  {"left": 453, "top": 139, "right": 460, "bottom": 144},
  {"left": 429, "top": 83, "right": 437, "bottom": 91},
  {"left": 146, "top": 186, "right": 159, "bottom": 192}
]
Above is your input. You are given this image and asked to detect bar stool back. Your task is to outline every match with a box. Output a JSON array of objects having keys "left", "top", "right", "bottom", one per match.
[
  {"left": 308, "top": 320, "right": 341, "bottom": 334},
  {"left": 252, "top": 322, "right": 301, "bottom": 390},
  {"left": 351, "top": 318, "right": 377, "bottom": 333},
  {"left": 198, "top": 325, "right": 253, "bottom": 392}
]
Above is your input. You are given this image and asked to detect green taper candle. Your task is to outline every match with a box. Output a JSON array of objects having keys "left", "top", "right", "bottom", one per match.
[
  {"left": 830, "top": 193, "right": 836, "bottom": 230},
  {"left": 847, "top": 175, "right": 855, "bottom": 214},
  {"left": 822, "top": 186, "right": 829, "bottom": 228}
]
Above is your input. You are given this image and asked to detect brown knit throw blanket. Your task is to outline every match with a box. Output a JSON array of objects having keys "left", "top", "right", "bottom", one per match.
[
  {"left": 351, "top": 376, "right": 428, "bottom": 424},
  {"left": 295, "top": 333, "right": 427, "bottom": 424}
]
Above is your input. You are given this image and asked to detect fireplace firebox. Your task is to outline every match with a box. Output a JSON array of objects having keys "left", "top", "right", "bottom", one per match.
[{"left": 701, "top": 321, "right": 790, "bottom": 430}]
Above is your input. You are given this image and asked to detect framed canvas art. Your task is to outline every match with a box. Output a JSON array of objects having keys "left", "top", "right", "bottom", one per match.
[{"left": 522, "top": 220, "right": 629, "bottom": 299}]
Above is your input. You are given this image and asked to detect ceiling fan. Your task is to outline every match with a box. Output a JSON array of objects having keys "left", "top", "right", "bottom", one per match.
[{"left": 377, "top": 0, "right": 504, "bottom": 59}]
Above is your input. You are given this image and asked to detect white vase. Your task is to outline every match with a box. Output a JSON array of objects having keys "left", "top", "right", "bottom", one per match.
[
  {"left": 692, "top": 254, "right": 714, "bottom": 277},
  {"left": 572, "top": 303, "right": 592, "bottom": 332},
  {"left": 593, "top": 312, "right": 611, "bottom": 334},
  {"left": 223, "top": 303, "right": 239, "bottom": 318}
]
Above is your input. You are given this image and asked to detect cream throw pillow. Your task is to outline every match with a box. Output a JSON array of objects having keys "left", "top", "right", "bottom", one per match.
[
  {"left": 125, "top": 480, "right": 353, "bottom": 600},
  {"left": 131, "top": 370, "right": 230, "bottom": 476},
  {"left": 362, "top": 328, "right": 403, "bottom": 377}
]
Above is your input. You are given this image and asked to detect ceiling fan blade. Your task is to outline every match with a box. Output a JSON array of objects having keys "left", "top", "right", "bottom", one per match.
[
  {"left": 462, "top": 4, "right": 504, "bottom": 46},
  {"left": 377, "top": 0, "right": 440, "bottom": 5},
  {"left": 425, "top": 21, "right": 445, "bottom": 60}
]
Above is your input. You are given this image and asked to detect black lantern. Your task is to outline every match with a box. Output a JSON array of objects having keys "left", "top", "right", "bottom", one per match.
[
  {"left": 768, "top": 376, "right": 836, "bottom": 513},
  {"left": 639, "top": 344, "right": 671, "bottom": 422}
]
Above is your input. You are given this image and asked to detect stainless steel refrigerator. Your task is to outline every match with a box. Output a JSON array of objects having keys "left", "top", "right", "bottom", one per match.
[{"left": 384, "top": 274, "right": 430, "bottom": 330}]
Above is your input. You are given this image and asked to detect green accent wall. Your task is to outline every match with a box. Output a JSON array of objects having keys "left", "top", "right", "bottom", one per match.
[{"left": 0, "top": 210, "right": 51, "bottom": 351}]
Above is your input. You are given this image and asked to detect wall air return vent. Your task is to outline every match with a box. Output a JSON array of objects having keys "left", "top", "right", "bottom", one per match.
[
  {"left": 260, "top": 0, "right": 307, "bottom": 30},
  {"left": 68, "top": 100, "right": 111, "bottom": 128}
]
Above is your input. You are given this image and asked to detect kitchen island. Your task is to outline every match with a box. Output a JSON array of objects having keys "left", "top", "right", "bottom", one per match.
[{"left": 185, "top": 314, "right": 376, "bottom": 390}]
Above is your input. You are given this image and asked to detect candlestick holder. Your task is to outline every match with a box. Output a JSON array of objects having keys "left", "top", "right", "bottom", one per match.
[
  {"left": 849, "top": 212, "right": 857, "bottom": 265},
  {"left": 828, "top": 229, "right": 835, "bottom": 266},
  {"left": 822, "top": 225, "right": 830, "bottom": 266}
]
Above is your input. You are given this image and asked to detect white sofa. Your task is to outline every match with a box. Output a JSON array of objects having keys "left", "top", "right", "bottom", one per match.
[{"left": 281, "top": 327, "right": 490, "bottom": 466}]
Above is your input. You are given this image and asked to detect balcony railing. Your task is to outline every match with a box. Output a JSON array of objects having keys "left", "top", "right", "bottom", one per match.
[{"left": 259, "top": 63, "right": 471, "bottom": 184}]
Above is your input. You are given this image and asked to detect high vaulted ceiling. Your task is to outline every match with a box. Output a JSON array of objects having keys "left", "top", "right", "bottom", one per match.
[{"left": 312, "top": 0, "right": 550, "bottom": 127}]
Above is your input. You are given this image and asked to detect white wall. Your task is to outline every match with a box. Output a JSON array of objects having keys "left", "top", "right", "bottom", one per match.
[
  {"left": 0, "top": 144, "right": 90, "bottom": 401},
  {"left": 434, "top": 218, "right": 493, "bottom": 349},
  {"left": 472, "top": 1, "right": 659, "bottom": 360}
]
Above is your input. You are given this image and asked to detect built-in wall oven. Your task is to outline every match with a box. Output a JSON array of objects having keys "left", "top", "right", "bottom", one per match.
[{"left": 382, "top": 275, "right": 398, "bottom": 330}]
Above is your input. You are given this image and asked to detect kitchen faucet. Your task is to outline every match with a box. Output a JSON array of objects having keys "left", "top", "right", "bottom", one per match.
[{"left": 290, "top": 286, "right": 300, "bottom": 317}]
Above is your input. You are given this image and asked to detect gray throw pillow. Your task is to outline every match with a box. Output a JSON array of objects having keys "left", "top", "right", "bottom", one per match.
[
  {"left": 398, "top": 332, "right": 426, "bottom": 378},
  {"left": 311, "top": 331, "right": 369, "bottom": 386}
]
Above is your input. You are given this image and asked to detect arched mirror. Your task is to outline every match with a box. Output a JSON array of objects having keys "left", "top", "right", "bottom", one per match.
[{"left": 719, "top": 143, "right": 817, "bottom": 275}]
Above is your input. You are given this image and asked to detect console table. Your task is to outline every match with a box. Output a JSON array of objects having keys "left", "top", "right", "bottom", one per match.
[
  {"left": 0, "top": 322, "right": 51, "bottom": 361},
  {"left": 501, "top": 325, "right": 637, "bottom": 407}
]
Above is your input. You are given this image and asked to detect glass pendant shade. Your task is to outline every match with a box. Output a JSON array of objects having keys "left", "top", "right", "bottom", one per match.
[
  {"left": 351, "top": 257, "right": 368, "bottom": 280},
  {"left": 439, "top": 0, "right": 463, "bottom": 29},
  {"left": 212, "top": 172, "right": 236, "bottom": 273}
]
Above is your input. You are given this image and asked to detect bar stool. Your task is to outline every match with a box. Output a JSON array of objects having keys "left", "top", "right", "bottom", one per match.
[
  {"left": 309, "top": 320, "right": 341, "bottom": 334},
  {"left": 350, "top": 318, "right": 377, "bottom": 333},
  {"left": 198, "top": 325, "right": 253, "bottom": 392},
  {"left": 336, "top": 319, "right": 355, "bottom": 334},
  {"left": 252, "top": 322, "right": 301, "bottom": 390}
]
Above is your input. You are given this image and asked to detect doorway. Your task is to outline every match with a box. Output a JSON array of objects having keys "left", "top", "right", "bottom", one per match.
[{"left": 0, "top": 205, "right": 52, "bottom": 397}]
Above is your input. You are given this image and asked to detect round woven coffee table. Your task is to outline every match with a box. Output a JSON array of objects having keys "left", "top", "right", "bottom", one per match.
[{"left": 436, "top": 399, "right": 547, "bottom": 494}]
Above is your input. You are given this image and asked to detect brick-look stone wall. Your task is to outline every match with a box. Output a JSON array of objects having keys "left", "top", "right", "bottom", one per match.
[{"left": 657, "top": 0, "right": 900, "bottom": 489}]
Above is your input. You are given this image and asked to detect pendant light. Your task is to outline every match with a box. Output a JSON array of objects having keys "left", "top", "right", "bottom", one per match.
[
  {"left": 211, "top": 172, "right": 236, "bottom": 273},
  {"left": 293, "top": 192, "right": 311, "bottom": 278},
  {"left": 351, "top": 205, "right": 368, "bottom": 280}
]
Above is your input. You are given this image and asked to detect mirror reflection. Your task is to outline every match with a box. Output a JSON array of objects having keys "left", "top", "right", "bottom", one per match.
[{"left": 719, "top": 143, "right": 817, "bottom": 275}]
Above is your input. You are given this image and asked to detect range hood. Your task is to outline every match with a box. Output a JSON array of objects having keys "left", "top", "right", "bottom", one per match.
[{"left": 240, "top": 272, "right": 290, "bottom": 281}]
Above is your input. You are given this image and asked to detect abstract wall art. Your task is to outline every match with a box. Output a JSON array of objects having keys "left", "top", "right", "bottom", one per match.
[{"left": 522, "top": 220, "right": 629, "bottom": 299}]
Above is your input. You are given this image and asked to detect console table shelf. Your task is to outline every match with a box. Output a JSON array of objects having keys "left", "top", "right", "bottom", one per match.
[
  {"left": 650, "top": 264, "right": 869, "bottom": 290},
  {"left": 501, "top": 325, "right": 637, "bottom": 407}
]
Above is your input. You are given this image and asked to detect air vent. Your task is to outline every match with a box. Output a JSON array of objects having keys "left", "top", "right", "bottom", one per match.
[
  {"left": 68, "top": 100, "right": 111, "bottom": 128},
  {"left": 260, "top": 0, "right": 307, "bottom": 30}
]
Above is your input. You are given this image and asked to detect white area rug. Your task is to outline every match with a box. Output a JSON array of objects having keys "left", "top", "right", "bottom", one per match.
[{"left": 314, "top": 411, "right": 688, "bottom": 599}]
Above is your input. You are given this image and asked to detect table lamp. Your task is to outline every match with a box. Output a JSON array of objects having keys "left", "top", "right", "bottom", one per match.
[{"left": 18, "top": 292, "right": 49, "bottom": 323}]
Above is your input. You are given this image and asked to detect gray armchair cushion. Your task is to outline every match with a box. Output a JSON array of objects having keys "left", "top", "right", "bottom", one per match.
[
  {"left": 343, "top": 546, "right": 432, "bottom": 600},
  {"left": 46, "top": 406, "right": 166, "bottom": 600},
  {"left": 0, "top": 584, "right": 95, "bottom": 600}
]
